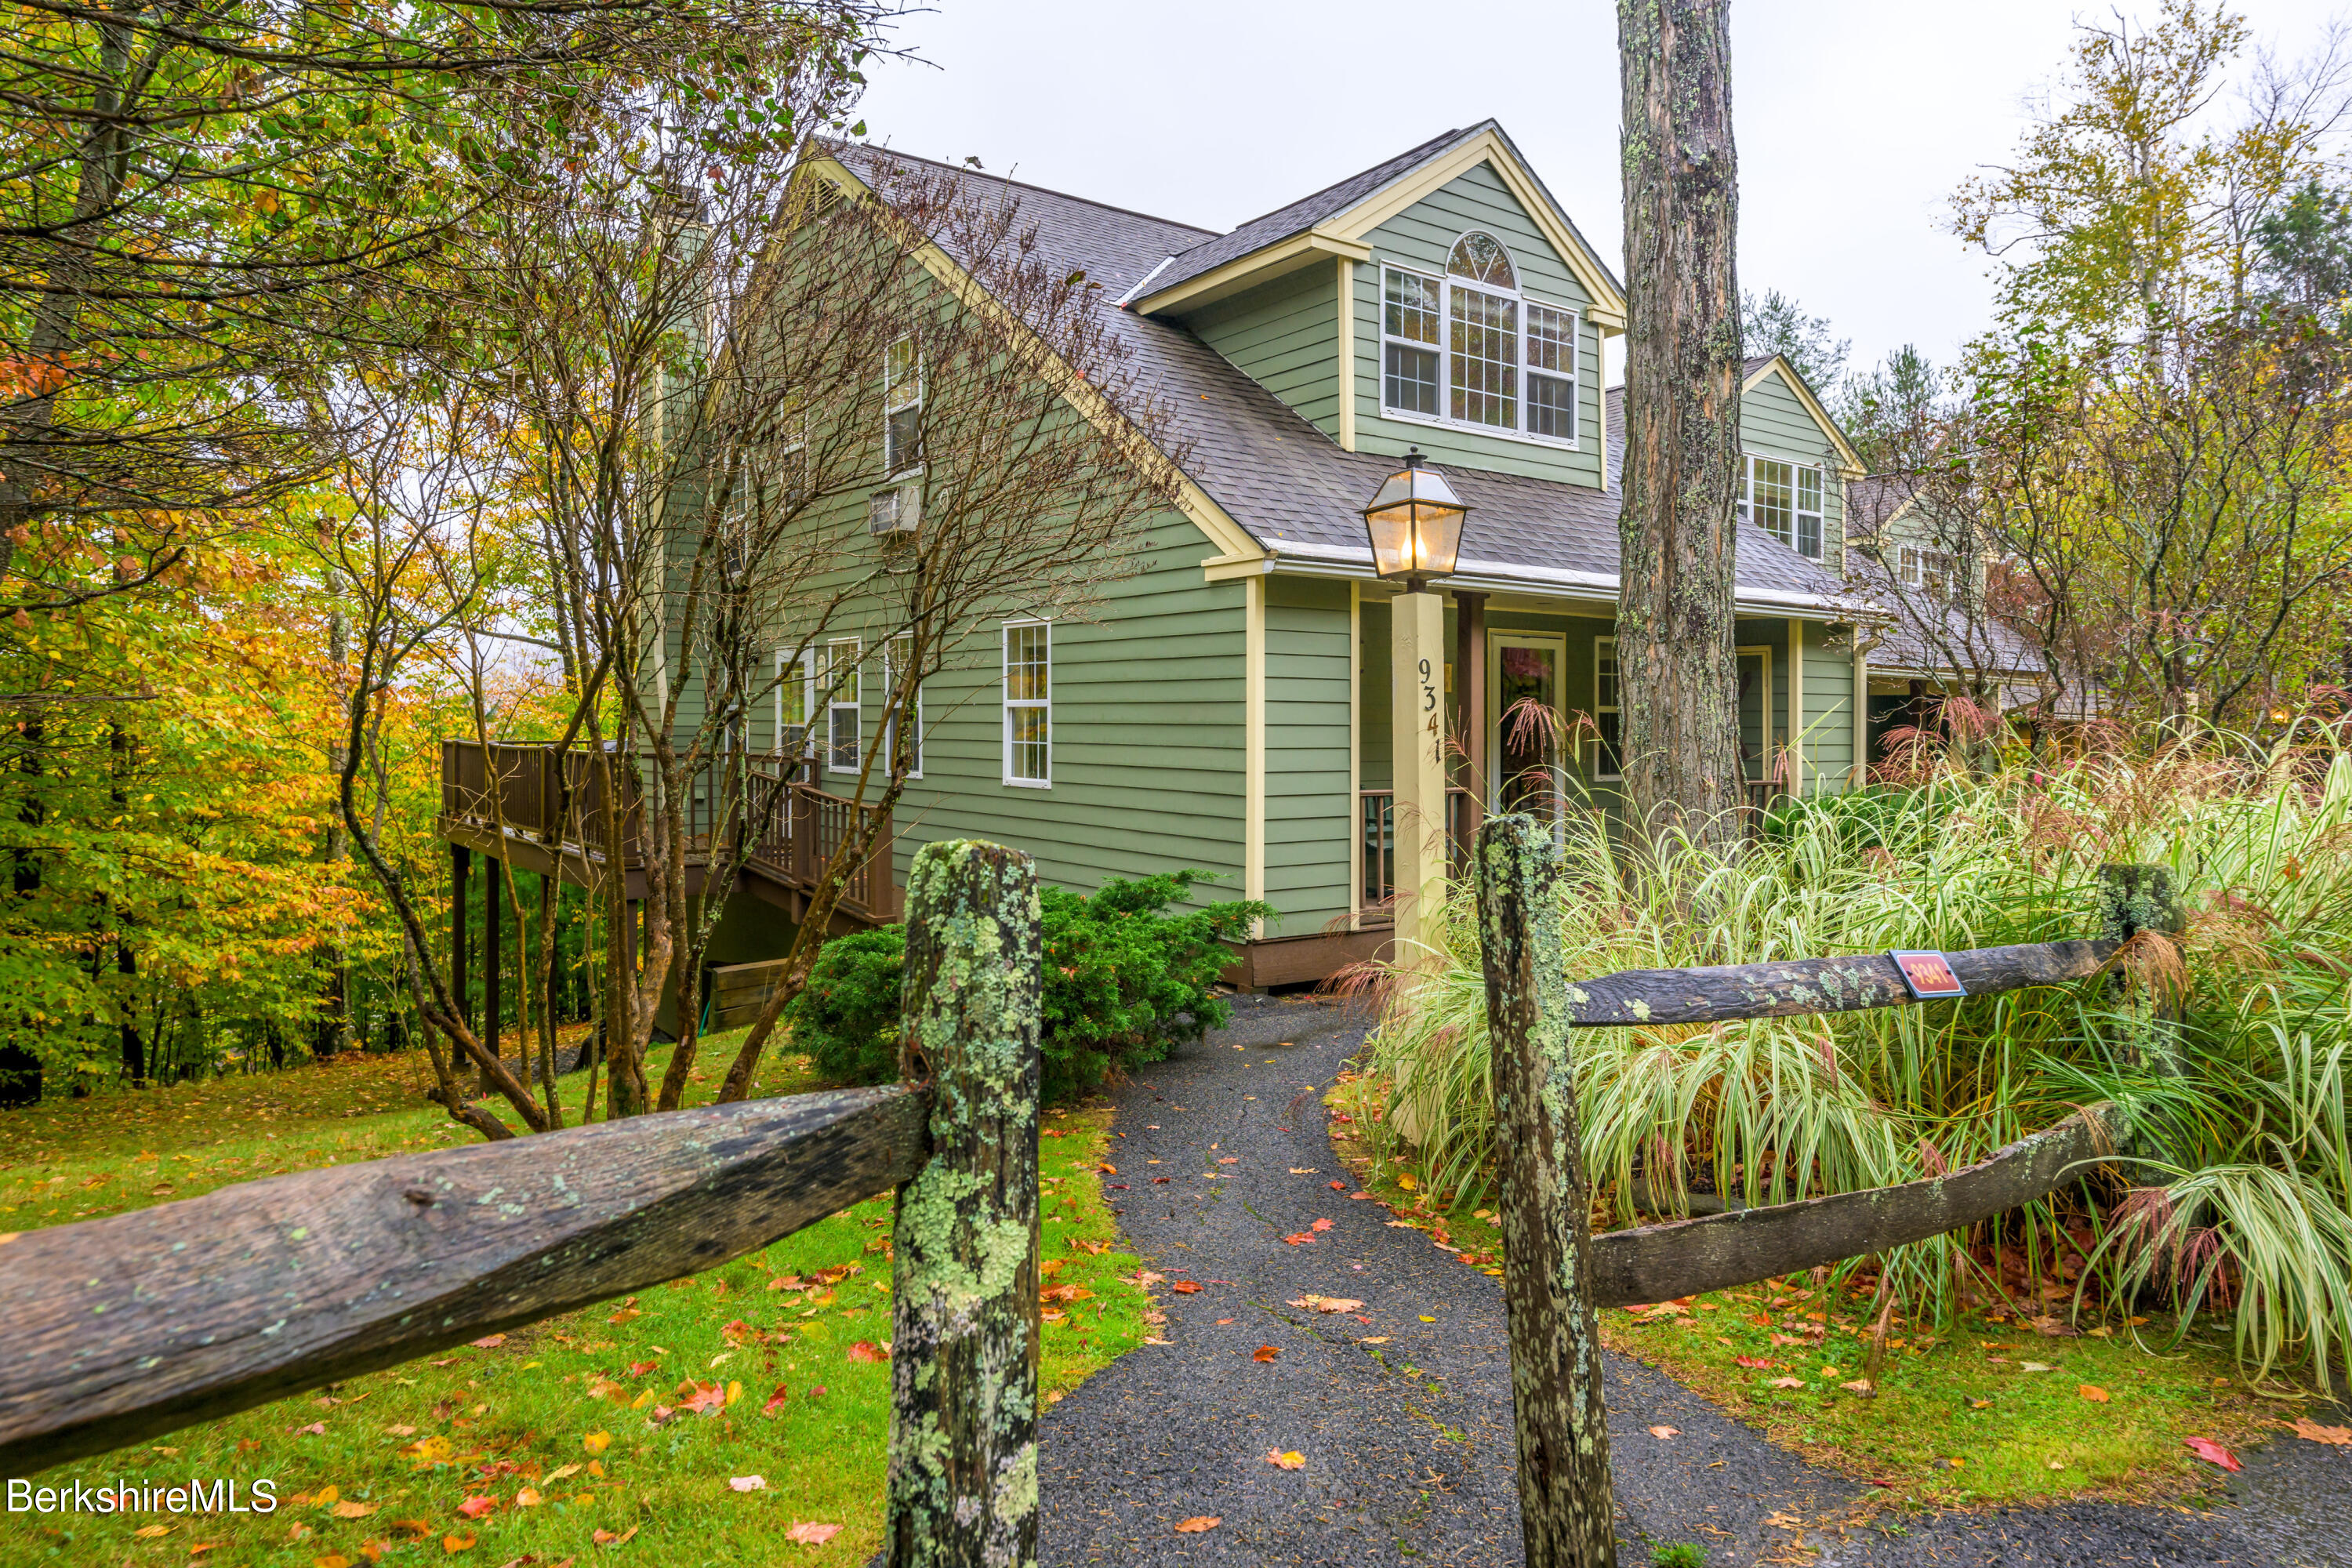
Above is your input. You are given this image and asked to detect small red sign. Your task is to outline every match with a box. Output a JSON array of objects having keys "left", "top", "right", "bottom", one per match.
[{"left": 1890, "top": 949, "right": 1967, "bottom": 1000}]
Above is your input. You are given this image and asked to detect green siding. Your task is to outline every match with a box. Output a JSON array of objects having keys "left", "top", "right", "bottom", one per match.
[
  {"left": 1359, "top": 598, "right": 1390, "bottom": 793},
  {"left": 880, "top": 512, "right": 1247, "bottom": 907},
  {"left": 1265, "top": 575, "right": 1352, "bottom": 930},
  {"left": 1798, "top": 619, "right": 1859, "bottom": 792},
  {"left": 1739, "top": 365, "right": 1848, "bottom": 571},
  {"left": 1353, "top": 162, "right": 1605, "bottom": 488},
  {"left": 1188, "top": 265, "right": 1343, "bottom": 436}
]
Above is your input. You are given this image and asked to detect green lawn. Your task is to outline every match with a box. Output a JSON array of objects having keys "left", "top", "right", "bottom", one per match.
[
  {"left": 1323, "top": 1069, "right": 2286, "bottom": 1509},
  {"left": 2, "top": 1037, "right": 1151, "bottom": 1566}
]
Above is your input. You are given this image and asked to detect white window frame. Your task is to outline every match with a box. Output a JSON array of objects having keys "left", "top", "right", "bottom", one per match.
[
  {"left": 1002, "top": 619, "right": 1051, "bottom": 788},
  {"left": 884, "top": 336, "right": 922, "bottom": 478},
  {"left": 774, "top": 647, "right": 816, "bottom": 766},
  {"left": 1377, "top": 234, "right": 1581, "bottom": 450},
  {"left": 824, "top": 637, "right": 862, "bottom": 777},
  {"left": 1592, "top": 634, "right": 1621, "bottom": 782},
  {"left": 882, "top": 632, "right": 923, "bottom": 781},
  {"left": 1738, "top": 455, "right": 1828, "bottom": 561}
]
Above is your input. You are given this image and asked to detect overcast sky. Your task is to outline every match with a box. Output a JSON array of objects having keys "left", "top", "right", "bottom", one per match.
[{"left": 854, "top": 0, "right": 2348, "bottom": 387}]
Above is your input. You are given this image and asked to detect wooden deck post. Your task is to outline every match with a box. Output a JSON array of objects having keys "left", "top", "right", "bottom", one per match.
[
  {"left": 1475, "top": 812, "right": 1617, "bottom": 1567},
  {"left": 482, "top": 855, "right": 503, "bottom": 1092},
  {"left": 884, "top": 840, "right": 1044, "bottom": 1568},
  {"left": 450, "top": 844, "right": 470, "bottom": 1037}
]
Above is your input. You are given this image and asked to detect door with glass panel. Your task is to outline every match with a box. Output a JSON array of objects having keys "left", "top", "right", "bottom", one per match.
[
  {"left": 1488, "top": 633, "right": 1566, "bottom": 823},
  {"left": 1736, "top": 648, "right": 1773, "bottom": 797}
]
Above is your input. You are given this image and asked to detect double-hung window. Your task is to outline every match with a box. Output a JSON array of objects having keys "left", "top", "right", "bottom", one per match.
[
  {"left": 884, "top": 336, "right": 922, "bottom": 477},
  {"left": 825, "top": 638, "right": 862, "bottom": 775},
  {"left": 1737, "top": 456, "right": 1827, "bottom": 561},
  {"left": 1592, "top": 636, "right": 1622, "bottom": 781},
  {"left": 881, "top": 633, "right": 922, "bottom": 779},
  {"left": 1379, "top": 232, "right": 1579, "bottom": 445},
  {"left": 1003, "top": 619, "right": 1050, "bottom": 787},
  {"left": 775, "top": 648, "right": 815, "bottom": 768}
]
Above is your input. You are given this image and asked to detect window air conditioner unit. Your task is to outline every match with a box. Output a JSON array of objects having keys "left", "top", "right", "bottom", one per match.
[{"left": 869, "top": 482, "right": 920, "bottom": 536}]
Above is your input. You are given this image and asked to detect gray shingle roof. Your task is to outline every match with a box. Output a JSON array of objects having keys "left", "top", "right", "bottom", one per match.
[{"left": 832, "top": 144, "right": 1860, "bottom": 613}]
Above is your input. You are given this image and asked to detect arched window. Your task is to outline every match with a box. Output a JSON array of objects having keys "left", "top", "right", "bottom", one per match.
[
  {"left": 1382, "top": 233, "right": 1578, "bottom": 443},
  {"left": 1447, "top": 231, "right": 1517, "bottom": 289}
]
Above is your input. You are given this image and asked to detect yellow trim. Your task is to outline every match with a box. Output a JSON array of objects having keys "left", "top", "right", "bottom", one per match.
[
  {"left": 1244, "top": 575, "right": 1267, "bottom": 921},
  {"left": 1787, "top": 618, "right": 1806, "bottom": 797},
  {"left": 1329, "top": 129, "right": 1627, "bottom": 326},
  {"left": 1347, "top": 579, "right": 1362, "bottom": 927},
  {"left": 1851, "top": 638, "right": 1869, "bottom": 790},
  {"left": 799, "top": 156, "right": 1269, "bottom": 567},
  {"left": 1744, "top": 356, "right": 1867, "bottom": 479},
  {"left": 1337, "top": 257, "right": 1357, "bottom": 452},
  {"left": 1131, "top": 230, "right": 1371, "bottom": 316},
  {"left": 1203, "top": 551, "right": 1276, "bottom": 583}
]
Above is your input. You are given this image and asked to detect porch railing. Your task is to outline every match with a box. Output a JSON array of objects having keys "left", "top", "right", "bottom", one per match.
[
  {"left": 1359, "top": 779, "right": 1790, "bottom": 907},
  {"left": 1357, "top": 786, "right": 1477, "bottom": 916}
]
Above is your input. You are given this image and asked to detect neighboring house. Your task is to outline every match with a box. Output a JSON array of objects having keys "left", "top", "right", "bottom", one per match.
[
  {"left": 1842, "top": 472, "right": 2080, "bottom": 760},
  {"left": 444, "top": 122, "right": 1889, "bottom": 990}
]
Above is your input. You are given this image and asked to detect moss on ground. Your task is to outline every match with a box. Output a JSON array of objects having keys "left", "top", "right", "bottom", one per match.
[{"left": 2, "top": 1036, "right": 1146, "bottom": 1566}]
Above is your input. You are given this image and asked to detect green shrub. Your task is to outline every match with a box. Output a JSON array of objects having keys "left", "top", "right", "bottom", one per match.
[
  {"left": 785, "top": 869, "right": 1269, "bottom": 1104},
  {"left": 789, "top": 927, "right": 909, "bottom": 1085},
  {"left": 1650, "top": 1546, "right": 1707, "bottom": 1568}
]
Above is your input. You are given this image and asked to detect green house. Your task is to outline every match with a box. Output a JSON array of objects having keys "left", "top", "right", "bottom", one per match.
[{"left": 666, "top": 123, "right": 1882, "bottom": 988}]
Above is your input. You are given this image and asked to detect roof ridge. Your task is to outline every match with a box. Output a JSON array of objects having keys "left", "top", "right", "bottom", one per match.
[
  {"left": 1167, "top": 124, "right": 1473, "bottom": 260},
  {"left": 832, "top": 140, "right": 1218, "bottom": 238}
]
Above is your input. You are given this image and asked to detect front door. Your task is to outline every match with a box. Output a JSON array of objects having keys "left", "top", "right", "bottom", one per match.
[{"left": 1488, "top": 633, "right": 1566, "bottom": 821}]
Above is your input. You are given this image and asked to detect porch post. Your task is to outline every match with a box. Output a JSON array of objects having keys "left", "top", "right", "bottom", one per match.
[
  {"left": 1786, "top": 618, "right": 1806, "bottom": 799},
  {"left": 1389, "top": 587, "right": 1450, "bottom": 960},
  {"left": 1851, "top": 635, "right": 1869, "bottom": 788},
  {"left": 1456, "top": 590, "right": 1488, "bottom": 822}
]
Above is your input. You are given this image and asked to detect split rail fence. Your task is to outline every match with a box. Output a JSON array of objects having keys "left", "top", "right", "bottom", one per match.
[{"left": 1, "top": 822, "right": 2180, "bottom": 1568}]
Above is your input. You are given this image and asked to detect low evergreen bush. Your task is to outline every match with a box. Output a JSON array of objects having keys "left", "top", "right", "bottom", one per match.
[{"left": 786, "top": 869, "right": 1269, "bottom": 1103}]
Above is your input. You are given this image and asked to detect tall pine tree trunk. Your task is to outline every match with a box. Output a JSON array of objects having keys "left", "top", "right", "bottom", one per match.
[{"left": 1617, "top": 0, "right": 1746, "bottom": 855}]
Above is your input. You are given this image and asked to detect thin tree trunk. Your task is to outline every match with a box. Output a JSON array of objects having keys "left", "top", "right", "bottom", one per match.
[{"left": 1617, "top": 0, "right": 1746, "bottom": 854}]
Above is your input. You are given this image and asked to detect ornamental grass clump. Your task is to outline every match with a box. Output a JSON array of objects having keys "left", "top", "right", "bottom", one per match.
[{"left": 1358, "top": 735, "right": 2352, "bottom": 1390}]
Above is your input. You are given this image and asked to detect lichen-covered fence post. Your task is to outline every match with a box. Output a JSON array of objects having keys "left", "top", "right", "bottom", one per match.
[
  {"left": 1475, "top": 813, "right": 1617, "bottom": 1567},
  {"left": 2097, "top": 862, "right": 2186, "bottom": 1078},
  {"left": 884, "top": 840, "right": 1045, "bottom": 1568}
]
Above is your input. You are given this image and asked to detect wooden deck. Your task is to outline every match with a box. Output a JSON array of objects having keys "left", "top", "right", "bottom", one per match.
[{"left": 436, "top": 742, "right": 901, "bottom": 930}]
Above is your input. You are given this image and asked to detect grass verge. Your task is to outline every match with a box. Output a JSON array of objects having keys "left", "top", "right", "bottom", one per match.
[
  {"left": 3, "top": 1039, "right": 1147, "bottom": 1566},
  {"left": 1324, "top": 1068, "right": 2290, "bottom": 1510}
]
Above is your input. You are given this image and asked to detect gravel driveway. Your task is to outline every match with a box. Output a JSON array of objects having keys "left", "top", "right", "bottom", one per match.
[{"left": 1033, "top": 994, "right": 2351, "bottom": 1567}]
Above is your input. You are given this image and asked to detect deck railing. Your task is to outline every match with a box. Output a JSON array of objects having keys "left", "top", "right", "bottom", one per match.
[{"left": 440, "top": 742, "right": 898, "bottom": 922}]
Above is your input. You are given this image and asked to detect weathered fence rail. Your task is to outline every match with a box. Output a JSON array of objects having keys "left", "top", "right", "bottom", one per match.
[
  {"left": 1476, "top": 824, "right": 2181, "bottom": 1568},
  {"left": 0, "top": 839, "right": 1042, "bottom": 1568}
]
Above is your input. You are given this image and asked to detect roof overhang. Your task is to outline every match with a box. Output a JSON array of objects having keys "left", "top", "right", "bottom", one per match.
[
  {"left": 1133, "top": 126, "right": 1628, "bottom": 328},
  {"left": 1217, "top": 536, "right": 1868, "bottom": 619}
]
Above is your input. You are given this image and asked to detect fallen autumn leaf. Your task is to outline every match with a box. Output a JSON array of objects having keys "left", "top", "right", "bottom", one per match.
[
  {"left": 1253, "top": 1345, "right": 1280, "bottom": 1363},
  {"left": 786, "top": 1523, "right": 841, "bottom": 1546},
  {"left": 1265, "top": 1450, "right": 1305, "bottom": 1470},
  {"left": 1174, "top": 1517, "right": 1220, "bottom": 1533}
]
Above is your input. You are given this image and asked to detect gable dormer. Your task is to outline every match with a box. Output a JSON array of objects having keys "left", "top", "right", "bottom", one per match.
[
  {"left": 1735, "top": 355, "right": 1866, "bottom": 573},
  {"left": 1127, "top": 123, "right": 1626, "bottom": 488}
]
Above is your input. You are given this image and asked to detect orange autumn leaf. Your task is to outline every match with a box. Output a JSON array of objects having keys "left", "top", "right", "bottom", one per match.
[
  {"left": 1252, "top": 1345, "right": 1280, "bottom": 1363},
  {"left": 1266, "top": 1450, "right": 1305, "bottom": 1470},
  {"left": 847, "top": 1341, "right": 888, "bottom": 1363},
  {"left": 441, "top": 1534, "right": 476, "bottom": 1555},
  {"left": 1173, "top": 1517, "right": 1220, "bottom": 1533},
  {"left": 2078, "top": 1385, "right": 2110, "bottom": 1403}
]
